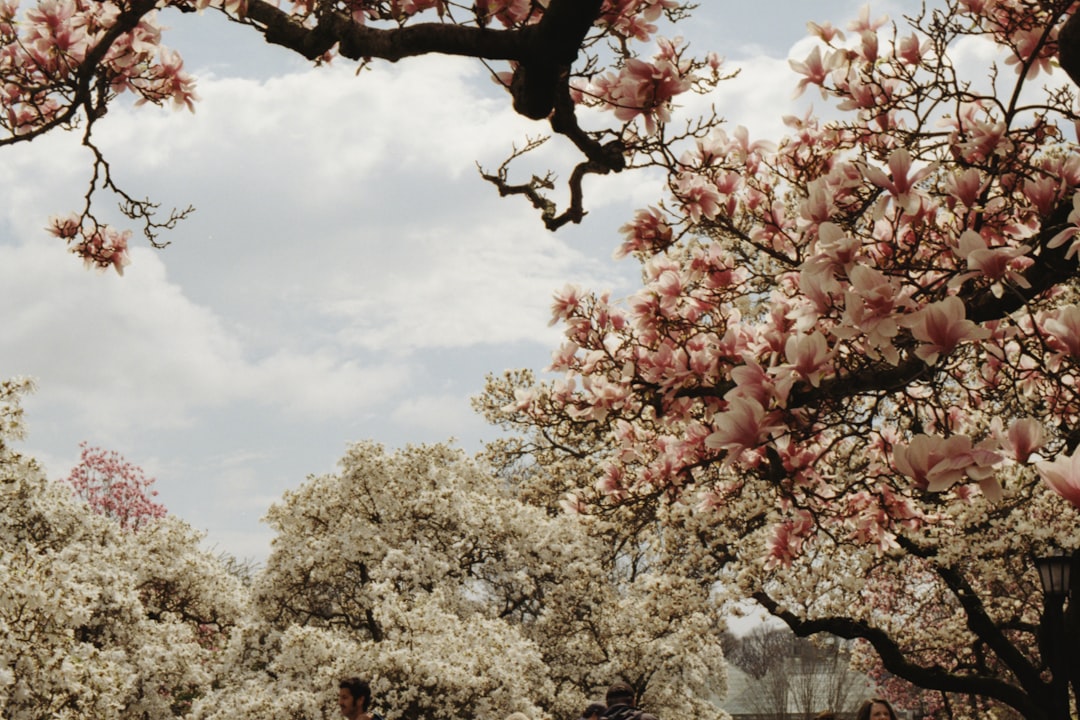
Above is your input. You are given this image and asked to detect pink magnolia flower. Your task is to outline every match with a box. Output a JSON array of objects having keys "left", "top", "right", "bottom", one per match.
[
  {"left": 799, "top": 177, "right": 838, "bottom": 225},
  {"left": 991, "top": 417, "right": 1045, "bottom": 464},
  {"left": 616, "top": 206, "right": 673, "bottom": 258},
  {"left": 858, "top": 30, "right": 880, "bottom": 64},
  {"left": 893, "top": 433, "right": 1002, "bottom": 497},
  {"left": 862, "top": 148, "right": 935, "bottom": 215},
  {"left": 1044, "top": 305, "right": 1080, "bottom": 358},
  {"left": 594, "top": 55, "right": 691, "bottom": 134},
  {"left": 705, "top": 396, "right": 779, "bottom": 459},
  {"left": 765, "top": 510, "right": 814, "bottom": 568},
  {"left": 944, "top": 102, "right": 1010, "bottom": 163},
  {"left": 725, "top": 361, "right": 776, "bottom": 408},
  {"left": 943, "top": 168, "right": 986, "bottom": 207},
  {"left": 954, "top": 229, "right": 1031, "bottom": 296},
  {"left": 790, "top": 45, "right": 838, "bottom": 99},
  {"left": 1036, "top": 449, "right": 1080, "bottom": 510},
  {"left": 809, "top": 221, "right": 861, "bottom": 271},
  {"left": 150, "top": 48, "right": 199, "bottom": 112},
  {"left": 1003, "top": 26, "right": 1053, "bottom": 79},
  {"left": 893, "top": 434, "right": 971, "bottom": 492},
  {"left": 782, "top": 330, "right": 831, "bottom": 388},
  {"left": 847, "top": 3, "right": 888, "bottom": 33},
  {"left": 835, "top": 264, "right": 902, "bottom": 364},
  {"left": 807, "top": 20, "right": 845, "bottom": 43},
  {"left": 1022, "top": 175, "right": 1062, "bottom": 216},
  {"left": 675, "top": 173, "right": 723, "bottom": 223},
  {"left": 896, "top": 32, "right": 929, "bottom": 65},
  {"left": 1047, "top": 190, "right": 1080, "bottom": 259},
  {"left": 903, "top": 296, "right": 991, "bottom": 365},
  {"left": 550, "top": 284, "right": 584, "bottom": 325}
]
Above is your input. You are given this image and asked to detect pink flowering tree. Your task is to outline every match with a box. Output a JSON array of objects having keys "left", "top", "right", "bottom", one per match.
[
  {"left": 64, "top": 441, "right": 168, "bottom": 531},
  {"left": 0, "top": 0, "right": 727, "bottom": 272},
  {"left": 485, "top": 3, "right": 1080, "bottom": 719}
]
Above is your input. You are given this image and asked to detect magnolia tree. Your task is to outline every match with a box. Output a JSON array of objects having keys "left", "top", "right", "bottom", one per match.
[
  {"left": 486, "top": 2, "right": 1080, "bottom": 719},
  {"left": 0, "top": 0, "right": 729, "bottom": 272},
  {"left": 0, "top": 378, "right": 249, "bottom": 719},
  {"left": 210, "top": 440, "right": 727, "bottom": 720},
  {"left": 64, "top": 441, "right": 168, "bottom": 530}
]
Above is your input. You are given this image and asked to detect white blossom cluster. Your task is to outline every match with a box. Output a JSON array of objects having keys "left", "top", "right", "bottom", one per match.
[
  {"left": 0, "top": 378, "right": 248, "bottom": 719},
  {"left": 1, "top": 380, "right": 729, "bottom": 720}
]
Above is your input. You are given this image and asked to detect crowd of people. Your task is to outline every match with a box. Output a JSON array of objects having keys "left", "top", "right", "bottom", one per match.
[{"left": 337, "top": 675, "right": 902, "bottom": 720}]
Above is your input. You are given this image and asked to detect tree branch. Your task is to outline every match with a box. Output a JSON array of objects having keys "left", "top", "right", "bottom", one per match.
[{"left": 752, "top": 590, "right": 1048, "bottom": 720}]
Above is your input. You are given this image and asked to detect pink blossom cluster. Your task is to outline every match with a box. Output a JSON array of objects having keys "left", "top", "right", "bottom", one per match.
[
  {"left": 572, "top": 36, "right": 696, "bottom": 134},
  {"left": 509, "top": 1, "right": 1080, "bottom": 570},
  {"left": 5, "top": 0, "right": 708, "bottom": 263},
  {"left": 64, "top": 441, "right": 168, "bottom": 531},
  {"left": 47, "top": 213, "right": 132, "bottom": 274},
  {"left": 1, "top": 0, "right": 195, "bottom": 137}
]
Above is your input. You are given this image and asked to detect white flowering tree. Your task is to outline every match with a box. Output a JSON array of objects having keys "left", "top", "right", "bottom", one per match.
[
  {"left": 0, "top": 377, "right": 249, "bottom": 719},
  {"left": 485, "top": 3, "right": 1080, "bottom": 719},
  {"left": 208, "top": 439, "right": 727, "bottom": 720}
]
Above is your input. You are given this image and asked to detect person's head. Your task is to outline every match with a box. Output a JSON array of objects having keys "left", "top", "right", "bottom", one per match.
[
  {"left": 339, "top": 677, "right": 372, "bottom": 720},
  {"left": 605, "top": 682, "right": 636, "bottom": 708},
  {"left": 814, "top": 712, "right": 836, "bottom": 720},
  {"left": 856, "top": 698, "right": 898, "bottom": 720},
  {"left": 582, "top": 702, "right": 606, "bottom": 720}
]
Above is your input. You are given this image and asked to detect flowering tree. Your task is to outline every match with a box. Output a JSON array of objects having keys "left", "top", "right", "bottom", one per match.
[
  {"left": 0, "top": 0, "right": 727, "bottom": 272},
  {"left": 487, "top": 3, "right": 1080, "bottom": 719},
  {"left": 214, "top": 440, "right": 727, "bottom": 720},
  {"left": 63, "top": 441, "right": 168, "bottom": 531},
  {"left": 0, "top": 377, "right": 249, "bottom": 718}
]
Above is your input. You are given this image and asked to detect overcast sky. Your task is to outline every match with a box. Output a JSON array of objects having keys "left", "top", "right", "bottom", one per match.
[{"left": 1, "top": 1, "right": 893, "bottom": 562}]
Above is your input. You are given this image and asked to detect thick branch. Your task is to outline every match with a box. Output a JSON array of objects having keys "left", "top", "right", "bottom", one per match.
[
  {"left": 894, "top": 537, "right": 1048, "bottom": 700},
  {"left": 965, "top": 204, "right": 1079, "bottom": 323},
  {"left": 752, "top": 591, "right": 1048, "bottom": 720},
  {"left": 243, "top": 0, "right": 604, "bottom": 120},
  {"left": 509, "top": 0, "right": 603, "bottom": 119},
  {"left": 243, "top": 0, "right": 526, "bottom": 61},
  {"left": 242, "top": 0, "right": 618, "bottom": 228}
]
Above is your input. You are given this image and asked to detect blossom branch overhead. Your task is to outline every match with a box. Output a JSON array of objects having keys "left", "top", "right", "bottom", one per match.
[
  {"left": 1, "top": 0, "right": 724, "bottom": 265},
  {"left": 487, "top": 2, "right": 1080, "bottom": 717}
]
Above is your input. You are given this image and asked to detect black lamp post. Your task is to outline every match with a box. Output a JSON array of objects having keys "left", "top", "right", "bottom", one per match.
[
  {"left": 1035, "top": 554, "right": 1072, "bottom": 599},
  {"left": 1034, "top": 552, "right": 1075, "bottom": 720}
]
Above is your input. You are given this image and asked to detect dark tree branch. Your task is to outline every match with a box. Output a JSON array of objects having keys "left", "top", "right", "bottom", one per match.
[
  {"left": 752, "top": 590, "right": 1049, "bottom": 720},
  {"left": 241, "top": 0, "right": 623, "bottom": 229}
]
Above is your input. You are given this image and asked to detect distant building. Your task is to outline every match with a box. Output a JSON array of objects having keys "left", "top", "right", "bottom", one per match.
[{"left": 717, "top": 630, "right": 894, "bottom": 720}]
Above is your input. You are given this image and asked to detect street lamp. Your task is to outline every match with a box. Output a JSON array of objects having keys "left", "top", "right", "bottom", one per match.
[
  {"left": 1034, "top": 551, "right": 1075, "bottom": 720},
  {"left": 1035, "top": 553, "right": 1073, "bottom": 599}
]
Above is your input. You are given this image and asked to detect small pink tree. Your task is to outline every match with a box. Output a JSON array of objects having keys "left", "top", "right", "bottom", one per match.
[{"left": 64, "top": 442, "right": 167, "bottom": 531}]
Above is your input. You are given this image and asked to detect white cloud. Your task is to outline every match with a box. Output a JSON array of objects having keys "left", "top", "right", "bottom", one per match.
[
  {"left": 389, "top": 392, "right": 489, "bottom": 444},
  {"left": 249, "top": 349, "right": 414, "bottom": 419}
]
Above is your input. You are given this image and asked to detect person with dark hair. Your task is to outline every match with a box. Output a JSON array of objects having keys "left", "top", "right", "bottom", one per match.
[
  {"left": 855, "top": 698, "right": 899, "bottom": 720},
  {"left": 600, "top": 682, "right": 658, "bottom": 720},
  {"left": 338, "top": 677, "right": 380, "bottom": 720},
  {"left": 814, "top": 712, "right": 836, "bottom": 720},
  {"left": 580, "top": 702, "right": 606, "bottom": 720}
]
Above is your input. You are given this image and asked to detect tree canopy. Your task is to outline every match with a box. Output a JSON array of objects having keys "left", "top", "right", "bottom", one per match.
[
  {"left": 8, "top": 0, "right": 1080, "bottom": 718},
  {"left": 0, "top": 380, "right": 728, "bottom": 719},
  {"left": 482, "top": 2, "right": 1080, "bottom": 719}
]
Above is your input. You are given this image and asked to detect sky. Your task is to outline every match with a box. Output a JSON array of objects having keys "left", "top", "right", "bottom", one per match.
[{"left": 0, "top": 0, "right": 897, "bottom": 563}]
